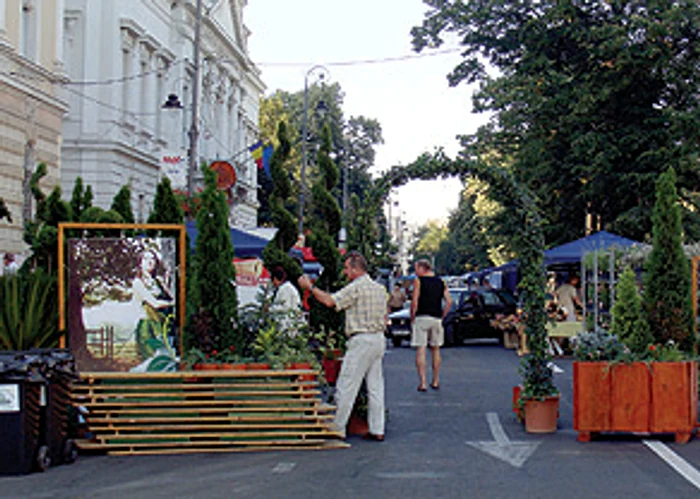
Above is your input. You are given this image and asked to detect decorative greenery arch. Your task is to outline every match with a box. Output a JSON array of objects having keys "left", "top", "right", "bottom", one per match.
[{"left": 367, "top": 151, "right": 555, "bottom": 397}]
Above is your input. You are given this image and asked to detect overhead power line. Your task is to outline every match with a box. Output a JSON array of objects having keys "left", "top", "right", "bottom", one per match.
[{"left": 255, "top": 48, "right": 462, "bottom": 68}]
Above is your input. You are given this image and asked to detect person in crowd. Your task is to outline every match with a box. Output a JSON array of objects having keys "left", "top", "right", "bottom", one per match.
[
  {"left": 555, "top": 274, "right": 582, "bottom": 322},
  {"left": 387, "top": 282, "right": 407, "bottom": 314},
  {"left": 298, "top": 251, "right": 388, "bottom": 442},
  {"left": 3, "top": 253, "right": 19, "bottom": 275},
  {"left": 270, "top": 266, "right": 302, "bottom": 332},
  {"left": 411, "top": 259, "right": 452, "bottom": 392}
]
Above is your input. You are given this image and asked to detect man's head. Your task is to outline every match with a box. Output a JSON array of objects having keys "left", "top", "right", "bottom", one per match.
[
  {"left": 569, "top": 275, "right": 580, "bottom": 285},
  {"left": 3, "top": 253, "right": 14, "bottom": 265},
  {"left": 343, "top": 251, "right": 367, "bottom": 281},
  {"left": 271, "top": 266, "right": 287, "bottom": 287},
  {"left": 414, "top": 259, "right": 432, "bottom": 277}
]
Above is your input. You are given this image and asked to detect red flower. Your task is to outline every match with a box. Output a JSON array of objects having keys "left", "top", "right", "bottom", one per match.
[
  {"left": 648, "top": 345, "right": 656, "bottom": 352},
  {"left": 229, "top": 346, "right": 235, "bottom": 351},
  {"left": 212, "top": 349, "right": 218, "bottom": 355}
]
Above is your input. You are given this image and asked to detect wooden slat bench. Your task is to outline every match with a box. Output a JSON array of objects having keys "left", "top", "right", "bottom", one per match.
[{"left": 71, "top": 369, "right": 348, "bottom": 455}]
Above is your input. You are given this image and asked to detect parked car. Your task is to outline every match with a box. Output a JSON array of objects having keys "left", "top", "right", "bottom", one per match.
[{"left": 385, "top": 288, "right": 518, "bottom": 347}]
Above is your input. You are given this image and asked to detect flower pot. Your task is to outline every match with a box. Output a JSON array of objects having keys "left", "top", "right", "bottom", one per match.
[
  {"left": 524, "top": 395, "right": 559, "bottom": 434},
  {"left": 512, "top": 385, "right": 524, "bottom": 422},
  {"left": 573, "top": 361, "right": 698, "bottom": 443},
  {"left": 285, "top": 362, "right": 315, "bottom": 382},
  {"left": 346, "top": 412, "right": 369, "bottom": 436},
  {"left": 322, "top": 358, "right": 342, "bottom": 385},
  {"left": 219, "top": 363, "right": 246, "bottom": 371},
  {"left": 245, "top": 362, "right": 270, "bottom": 371}
]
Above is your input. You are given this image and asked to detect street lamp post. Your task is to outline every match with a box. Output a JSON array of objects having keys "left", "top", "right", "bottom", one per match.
[
  {"left": 297, "top": 65, "right": 330, "bottom": 241},
  {"left": 187, "top": 0, "right": 203, "bottom": 201}
]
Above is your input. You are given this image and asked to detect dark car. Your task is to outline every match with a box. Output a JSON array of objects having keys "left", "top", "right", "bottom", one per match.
[{"left": 386, "top": 287, "right": 517, "bottom": 347}]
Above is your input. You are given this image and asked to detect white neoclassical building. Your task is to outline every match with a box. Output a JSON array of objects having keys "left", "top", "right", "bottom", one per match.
[
  {"left": 61, "top": 0, "right": 263, "bottom": 227},
  {"left": 0, "top": 0, "right": 68, "bottom": 256}
]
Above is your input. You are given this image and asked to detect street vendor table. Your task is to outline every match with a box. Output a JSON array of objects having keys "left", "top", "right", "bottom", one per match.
[{"left": 546, "top": 321, "right": 583, "bottom": 356}]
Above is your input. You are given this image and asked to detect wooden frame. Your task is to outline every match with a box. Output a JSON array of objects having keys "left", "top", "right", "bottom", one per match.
[
  {"left": 693, "top": 256, "right": 699, "bottom": 327},
  {"left": 57, "top": 223, "right": 187, "bottom": 351}
]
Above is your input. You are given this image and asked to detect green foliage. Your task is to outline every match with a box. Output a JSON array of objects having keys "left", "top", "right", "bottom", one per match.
[
  {"left": 573, "top": 328, "right": 629, "bottom": 362},
  {"left": 0, "top": 270, "right": 61, "bottom": 350},
  {"left": 148, "top": 176, "right": 183, "bottom": 225},
  {"left": 192, "top": 165, "right": 239, "bottom": 352},
  {"left": 643, "top": 168, "right": 694, "bottom": 351},
  {"left": 110, "top": 185, "right": 135, "bottom": 223},
  {"left": 609, "top": 267, "right": 652, "bottom": 355},
  {"left": 262, "top": 121, "right": 302, "bottom": 283},
  {"left": 308, "top": 125, "right": 343, "bottom": 334},
  {"left": 70, "top": 177, "right": 92, "bottom": 222},
  {"left": 23, "top": 164, "right": 72, "bottom": 274},
  {"left": 411, "top": 1, "right": 700, "bottom": 245}
]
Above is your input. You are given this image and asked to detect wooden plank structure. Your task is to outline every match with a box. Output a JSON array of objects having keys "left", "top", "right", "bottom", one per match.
[{"left": 70, "top": 369, "right": 348, "bottom": 455}]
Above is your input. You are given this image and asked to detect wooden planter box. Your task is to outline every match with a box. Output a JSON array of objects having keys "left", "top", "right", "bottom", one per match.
[{"left": 573, "top": 361, "right": 698, "bottom": 443}]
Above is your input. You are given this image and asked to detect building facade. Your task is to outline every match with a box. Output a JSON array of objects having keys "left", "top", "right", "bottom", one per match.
[
  {"left": 61, "top": 0, "right": 263, "bottom": 226},
  {"left": 0, "top": 0, "right": 68, "bottom": 256}
]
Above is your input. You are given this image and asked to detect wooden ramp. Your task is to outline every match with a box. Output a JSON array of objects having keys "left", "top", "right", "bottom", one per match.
[{"left": 71, "top": 369, "right": 348, "bottom": 455}]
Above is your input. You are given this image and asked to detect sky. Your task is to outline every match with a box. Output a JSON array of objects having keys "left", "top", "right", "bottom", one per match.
[{"left": 244, "top": 1, "right": 489, "bottom": 229}]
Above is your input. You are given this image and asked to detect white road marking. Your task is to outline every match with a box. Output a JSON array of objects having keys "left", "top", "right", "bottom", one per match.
[
  {"left": 643, "top": 440, "right": 700, "bottom": 491},
  {"left": 465, "top": 412, "right": 541, "bottom": 468},
  {"left": 271, "top": 462, "right": 297, "bottom": 474}
]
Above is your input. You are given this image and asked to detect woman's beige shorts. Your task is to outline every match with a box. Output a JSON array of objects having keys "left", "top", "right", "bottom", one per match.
[{"left": 411, "top": 316, "right": 444, "bottom": 347}]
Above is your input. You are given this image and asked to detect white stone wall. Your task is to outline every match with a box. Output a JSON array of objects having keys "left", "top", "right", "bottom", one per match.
[
  {"left": 0, "top": 0, "right": 68, "bottom": 255},
  {"left": 60, "top": 0, "right": 263, "bottom": 226}
]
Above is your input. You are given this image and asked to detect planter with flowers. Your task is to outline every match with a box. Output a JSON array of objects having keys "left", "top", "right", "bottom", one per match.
[{"left": 574, "top": 170, "right": 698, "bottom": 444}]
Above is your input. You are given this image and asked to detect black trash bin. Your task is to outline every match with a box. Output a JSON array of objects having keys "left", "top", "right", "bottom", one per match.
[
  {"left": 0, "top": 358, "right": 50, "bottom": 475},
  {"left": 0, "top": 350, "right": 78, "bottom": 475}
]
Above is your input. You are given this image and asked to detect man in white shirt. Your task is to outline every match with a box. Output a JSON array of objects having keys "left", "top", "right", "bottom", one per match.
[
  {"left": 271, "top": 266, "right": 302, "bottom": 332},
  {"left": 555, "top": 275, "right": 582, "bottom": 322}
]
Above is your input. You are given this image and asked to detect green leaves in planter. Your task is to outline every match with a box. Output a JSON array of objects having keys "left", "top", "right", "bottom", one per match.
[
  {"left": 0, "top": 270, "right": 61, "bottom": 350},
  {"left": 573, "top": 328, "right": 629, "bottom": 362}
]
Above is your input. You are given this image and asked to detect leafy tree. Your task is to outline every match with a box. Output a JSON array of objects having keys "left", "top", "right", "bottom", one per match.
[
  {"left": 110, "top": 185, "right": 135, "bottom": 223},
  {"left": 23, "top": 163, "right": 72, "bottom": 274},
  {"left": 610, "top": 267, "right": 652, "bottom": 355},
  {"left": 410, "top": 220, "right": 448, "bottom": 264},
  {"left": 192, "top": 165, "right": 239, "bottom": 352},
  {"left": 308, "top": 125, "right": 343, "bottom": 334},
  {"left": 643, "top": 168, "right": 694, "bottom": 351},
  {"left": 70, "top": 177, "right": 93, "bottom": 222},
  {"left": 412, "top": 1, "right": 700, "bottom": 245},
  {"left": 262, "top": 121, "right": 302, "bottom": 283},
  {"left": 148, "top": 177, "right": 184, "bottom": 225}
]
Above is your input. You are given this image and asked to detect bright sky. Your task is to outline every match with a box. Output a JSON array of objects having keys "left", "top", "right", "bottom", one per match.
[{"left": 244, "top": 0, "right": 489, "bottom": 228}]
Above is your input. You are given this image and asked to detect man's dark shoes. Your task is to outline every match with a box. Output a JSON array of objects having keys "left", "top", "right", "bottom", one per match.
[
  {"left": 362, "top": 433, "right": 385, "bottom": 442},
  {"left": 430, "top": 383, "right": 440, "bottom": 390},
  {"left": 417, "top": 386, "right": 427, "bottom": 392}
]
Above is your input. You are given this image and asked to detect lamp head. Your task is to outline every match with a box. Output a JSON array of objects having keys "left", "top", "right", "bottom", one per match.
[
  {"left": 162, "top": 94, "right": 183, "bottom": 109},
  {"left": 315, "top": 99, "right": 329, "bottom": 120}
]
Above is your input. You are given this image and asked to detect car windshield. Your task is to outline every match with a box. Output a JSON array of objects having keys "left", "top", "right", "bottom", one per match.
[
  {"left": 482, "top": 290, "right": 502, "bottom": 306},
  {"left": 448, "top": 290, "right": 462, "bottom": 311},
  {"left": 495, "top": 289, "right": 517, "bottom": 306}
]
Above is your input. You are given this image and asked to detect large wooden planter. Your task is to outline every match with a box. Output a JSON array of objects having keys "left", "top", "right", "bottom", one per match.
[{"left": 573, "top": 361, "right": 698, "bottom": 443}]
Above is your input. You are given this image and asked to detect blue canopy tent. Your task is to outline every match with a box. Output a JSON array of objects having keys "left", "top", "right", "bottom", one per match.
[
  {"left": 489, "top": 231, "right": 647, "bottom": 292},
  {"left": 185, "top": 221, "right": 269, "bottom": 259}
]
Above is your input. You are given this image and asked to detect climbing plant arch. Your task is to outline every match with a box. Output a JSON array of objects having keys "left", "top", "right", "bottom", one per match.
[{"left": 365, "top": 150, "right": 555, "bottom": 397}]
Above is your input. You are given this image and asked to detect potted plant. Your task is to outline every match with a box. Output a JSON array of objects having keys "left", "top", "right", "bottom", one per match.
[{"left": 573, "top": 170, "right": 698, "bottom": 444}]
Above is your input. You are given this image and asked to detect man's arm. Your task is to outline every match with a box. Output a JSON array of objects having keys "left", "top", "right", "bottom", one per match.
[
  {"left": 442, "top": 285, "right": 453, "bottom": 320},
  {"left": 298, "top": 275, "right": 336, "bottom": 309},
  {"left": 410, "top": 279, "right": 420, "bottom": 323}
]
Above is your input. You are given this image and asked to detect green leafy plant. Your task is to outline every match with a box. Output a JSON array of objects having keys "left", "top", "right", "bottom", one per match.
[
  {"left": 0, "top": 270, "right": 62, "bottom": 350},
  {"left": 609, "top": 267, "right": 652, "bottom": 355},
  {"left": 573, "top": 328, "right": 629, "bottom": 362}
]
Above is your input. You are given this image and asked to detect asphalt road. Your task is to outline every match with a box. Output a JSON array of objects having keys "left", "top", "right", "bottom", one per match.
[{"left": 2, "top": 341, "right": 700, "bottom": 498}]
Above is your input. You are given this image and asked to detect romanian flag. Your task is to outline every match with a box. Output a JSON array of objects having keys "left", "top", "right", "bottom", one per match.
[{"left": 249, "top": 141, "right": 274, "bottom": 179}]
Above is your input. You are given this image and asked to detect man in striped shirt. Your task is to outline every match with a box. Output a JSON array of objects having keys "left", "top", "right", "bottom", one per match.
[{"left": 298, "top": 251, "right": 388, "bottom": 441}]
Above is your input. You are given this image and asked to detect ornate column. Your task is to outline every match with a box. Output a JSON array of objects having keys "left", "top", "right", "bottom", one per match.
[{"left": 52, "top": 0, "right": 66, "bottom": 73}]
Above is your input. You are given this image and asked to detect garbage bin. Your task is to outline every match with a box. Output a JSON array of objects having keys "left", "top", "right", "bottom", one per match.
[
  {"left": 0, "top": 350, "right": 77, "bottom": 475},
  {"left": 0, "top": 359, "right": 50, "bottom": 475}
]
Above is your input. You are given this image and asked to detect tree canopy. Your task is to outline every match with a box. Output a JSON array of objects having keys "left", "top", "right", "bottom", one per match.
[{"left": 412, "top": 0, "right": 700, "bottom": 245}]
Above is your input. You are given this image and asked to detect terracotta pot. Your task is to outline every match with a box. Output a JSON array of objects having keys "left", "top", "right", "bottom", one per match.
[
  {"left": 322, "top": 358, "right": 342, "bottom": 385},
  {"left": 246, "top": 362, "right": 270, "bottom": 370},
  {"left": 346, "top": 412, "right": 369, "bottom": 436},
  {"left": 286, "top": 362, "right": 315, "bottom": 381},
  {"left": 219, "top": 363, "right": 246, "bottom": 371},
  {"left": 512, "top": 385, "right": 524, "bottom": 422},
  {"left": 524, "top": 395, "right": 559, "bottom": 434}
]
